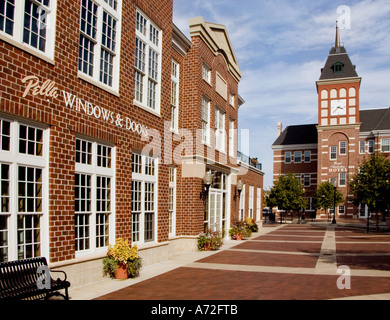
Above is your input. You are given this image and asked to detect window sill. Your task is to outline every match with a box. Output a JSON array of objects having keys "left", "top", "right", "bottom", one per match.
[
  {"left": 78, "top": 72, "right": 120, "bottom": 97},
  {"left": 133, "top": 100, "right": 161, "bottom": 118},
  {"left": 0, "top": 33, "right": 55, "bottom": 65}
]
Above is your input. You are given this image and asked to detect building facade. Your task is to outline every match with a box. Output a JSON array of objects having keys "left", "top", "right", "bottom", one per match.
[
  {"left": 272, "top": 25, "right": 390, "bottom": 220},
  {"left": 0, "top": 0, "right": 263, "bottom": 287}
]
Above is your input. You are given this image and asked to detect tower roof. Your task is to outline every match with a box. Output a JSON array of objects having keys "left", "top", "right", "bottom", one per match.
[{"left": 318, "top": 23, "right": 359, "bottom": 81}]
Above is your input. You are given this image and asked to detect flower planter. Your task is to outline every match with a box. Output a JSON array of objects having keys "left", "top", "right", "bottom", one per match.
[
  {"left": 204, "top": 243, "right": 212, "bottom": 251},
  {"left": 114, "top": 263, "right": 128, "bottom": 280}
]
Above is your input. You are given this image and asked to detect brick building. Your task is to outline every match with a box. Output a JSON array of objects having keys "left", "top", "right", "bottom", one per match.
[
  {"left": 0, "top": 0, "right": 263, "bottom": 286},
  {"left": 272, "top": 24, "right": 390, "bottom": 220}
]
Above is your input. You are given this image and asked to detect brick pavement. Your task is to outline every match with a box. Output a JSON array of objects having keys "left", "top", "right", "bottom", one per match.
[{"left": 90, "top": 223, "right": 390, "bottom": 300}]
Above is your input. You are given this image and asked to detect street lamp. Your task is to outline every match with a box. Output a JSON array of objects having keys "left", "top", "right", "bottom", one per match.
[
  {"left": 235, "top": 179, "right": 244, "bottom": 200},
  {"left": 200, "top": 171, "right": 213, "bottom": 200},
  {"left": 331, "top": 179, "right": 337, "bottom": 224},
  {"left": 301, "top": 188, "right": 306, "bottom": 223}
]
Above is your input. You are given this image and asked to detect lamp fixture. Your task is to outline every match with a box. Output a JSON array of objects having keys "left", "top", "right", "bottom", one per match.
[
  {"left": 234, "top": 179, "right": 244, "bottom": 200},
  {"left": 200, "top": 171, "right": 213, "bottom": 200}
]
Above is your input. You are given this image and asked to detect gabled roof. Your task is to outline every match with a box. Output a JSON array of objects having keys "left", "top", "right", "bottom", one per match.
[
  {"left": 272, "top": 124, "right": 318, "bottom": 147},
  {"left": 189, "top": 17, "right": 241, "bottom": 82},
  {"left": 360, "top": 107, "right": 390, "bottom": 132}
]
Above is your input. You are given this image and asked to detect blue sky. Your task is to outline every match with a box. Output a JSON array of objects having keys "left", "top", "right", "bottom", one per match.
[{"left": 173, "top": 0, "right": 390, "bottom": 189}]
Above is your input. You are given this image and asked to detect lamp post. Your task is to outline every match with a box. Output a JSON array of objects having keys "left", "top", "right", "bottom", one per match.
[
  {"left": 331, "top": 180, "right": 337, "bottom": 225},
  {"left": 301, "top": 188, "right": 306, "bottom": 224},
  {"left": 236, "top": 179, "right": 244, "bottom": 220}
]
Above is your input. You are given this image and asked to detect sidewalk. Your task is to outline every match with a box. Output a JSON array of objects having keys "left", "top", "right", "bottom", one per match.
[{"left": 69, "top": 223, "right": 390, "bottom": 300}]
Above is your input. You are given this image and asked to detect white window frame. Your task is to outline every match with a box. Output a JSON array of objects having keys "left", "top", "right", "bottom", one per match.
[
  {"left": 229, "top": 119, "right": 235, "bottom": 158},
  {"left": 304, "top": 151, "right": 311, "bottom": 163},
  {"left": 294, "top": 151, "right": 302, "bottom": 163},
  {"left": 239, "top": 184, "right": 245, "bottom": 221},
  {"left": 330, "top": 146, "right": 337, "bottom": 160},
  {"left": 0, "top": 0, "right": 57, "bottom": 62},
  {"left": 202, "top": 63, "right": 211, "bottom": 84},
  {"left": 304, "top": 174, "right": 311, "bottom": 187},
  {"left": 229, "top": 92, "right": 235, "bottom": 107},
  {"left": 77, "top": 0, "right": 122, "bottom": 93},
  {"left": 256, "top": 187, "right": 261, "bottom": 221},
  {"left": 368, "top": 140, "right": 375, "bottom": 154},
  {"left": 131, "top": 152, "right": 158, "bottom": 245},
  {"left": 134, "top": 8, "right": 162, "bottom": 114},
  {"left": 248, "top": 186, "right": 254, "bottom": 219},
  {"left": 215, "top": 108, "right": 225, "bottom": 152},
  {"left": 339, "top": 172, "right": 346, "bottom": 187},
  {"left": 285, "top": 152, "right": 291, "bottom": 164},
  {"left": 170, "top": 60, "right": 179, "bottom": 132},
  {"left": 168, "top": 166, "right": 176, "bottom": 238},
  {"left": 74, "top": 137, "right": 116, "bottom": 258},
  {"left": 202, "top": 96, "right": 210, "bottom": 145},
  {"left": 339, "top": 141, "right": 347, "bottom": 155},
  {"left": 359, "top": 140, "right": 366, "bottom": 154},
  {"left": 381, "top": 138, "right": 390, "bottom": 153},
  {"left": 338, "top": 205, "right": 345, "bottom": 215},
  {"left": 0, "top": 117, "right": 49, "bottom": 262}
]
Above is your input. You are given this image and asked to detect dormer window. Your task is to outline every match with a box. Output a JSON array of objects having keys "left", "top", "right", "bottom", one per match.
[{"left": 332, "top": 62, "right": 344, "bottom": 74}]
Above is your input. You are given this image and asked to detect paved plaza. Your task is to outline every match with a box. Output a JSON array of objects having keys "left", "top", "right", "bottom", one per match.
[{"left": 70, "top": 222, "right": 390, "bottom": 301}]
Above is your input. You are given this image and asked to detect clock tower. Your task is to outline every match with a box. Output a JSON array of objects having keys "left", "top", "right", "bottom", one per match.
[{"left": 316, "top": 22, "right": 362, "bottom": 218}]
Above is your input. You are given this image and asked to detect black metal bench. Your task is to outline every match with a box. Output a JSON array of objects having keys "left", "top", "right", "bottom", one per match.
[{"left": 0, "top": 257, "right": 71, "bottom": 300}]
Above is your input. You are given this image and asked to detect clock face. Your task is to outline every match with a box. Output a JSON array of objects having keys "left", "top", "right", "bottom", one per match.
[{"left": 331, "top": 99, "right": 347, "bottom": 116}]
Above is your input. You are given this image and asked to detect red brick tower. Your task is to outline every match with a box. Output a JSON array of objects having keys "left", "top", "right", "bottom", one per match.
[{"left": 316, "top": 23, "right": 362, "bottom": 218}]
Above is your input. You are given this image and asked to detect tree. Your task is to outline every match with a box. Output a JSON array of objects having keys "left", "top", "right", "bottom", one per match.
[
  {"left": 267, "top": 173, "right": 307, "bottom": 223},
  {"left": 350, "top": 154, "right": 390, "bottom": 230},
  {"left": 313, "top": 181, "right": 344, "bottom": 221}
]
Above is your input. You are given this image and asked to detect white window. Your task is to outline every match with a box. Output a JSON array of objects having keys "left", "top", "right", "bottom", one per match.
[
  {"left": 248, "top": 186, "right": 254, "bottom": 219},
  {"left": 340, "top": 141, "right": 347, "bottom": 155},
  {"left": 132, "top": 153, "right": 157, "bottom": 244},
  {"left": 338, "top": 205, "right": 345, "bottom": 215},
  {"left": 304, "top": 174, "right": 311, "bottom": 187},
  {"left": 170, "top": 60, "right": 179, "bottom": 132},
  {"left": 368, "top": 140, "right": 375, "bottom": 154},
  {"left": 134, "top": 9, "right": 162, "bottom": 113},
  {"left": 304, "top": 151, "right": 311, "bottom": 163},
  {"left": 239, "top": 184, "right": 245, "bottom": 221},
  {"left": 215, "top": 108, "right": 225, "bottom": 152},
  {"left": 339, "top": 172, "right": 346, "bottom": 187},
  {"left": 359, "top": 141, "right": 366, "bottom": 154},
  {"left": 202, "top": 63, "right": 211, "bottom": 84},
  {"left": 285, "top": 152, "right": 291, "bottom": 164},
  {"left": 202, "top": 96, "right": 210, "bottom": 145},
  {"left": 78, "top": 0, "right": 121, "bottom": 91},
  {"left": 330, "top": 146, "right": 337, "bottom": 160},
  {"left": 75, "top": 138, "right": 115, "bottom": 255},
  {"left": 256, "top": 187, "right": 261, "bottom": 221},
  {"left": 0, "top": 0, "right": 57, "bottom": 60},
  {"left": 0, "top": 118, "right": 48, "bottom": 262},
  {"left": 294, "top": 151, "right": 302, "bottom": 163},
  {"left": 229, "top": 119, "right": 235, "bottom": 157},
  {"left": 229, "top": 92, "right": 235, "bottom": 107},
  {"left": 168, "top": 167, "right": 176, "bottom": 237},
  {"left": 382, "top": 139, "right": 390, "bottom": 152}
]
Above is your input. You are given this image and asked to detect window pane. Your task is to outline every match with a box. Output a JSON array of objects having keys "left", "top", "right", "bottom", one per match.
[
  {"left": 0, "top": 0, "right": 15, "bottom": 36},
  {"left": 23, "top": 0, "right": 48, "bottom": 52}
]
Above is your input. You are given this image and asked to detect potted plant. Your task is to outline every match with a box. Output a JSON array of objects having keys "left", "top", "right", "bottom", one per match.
[
  {"left": 245, "top": 217, "right": 259, "bottom": 233},
  {"left": 229, "top": 220, "right": 253, "bottom": 240},
  {"left": 197, "top": 229, "right": 223, "bottom": 251},
  {"left": 103, "top": 238, "right": 142, "bottom": 279}
]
